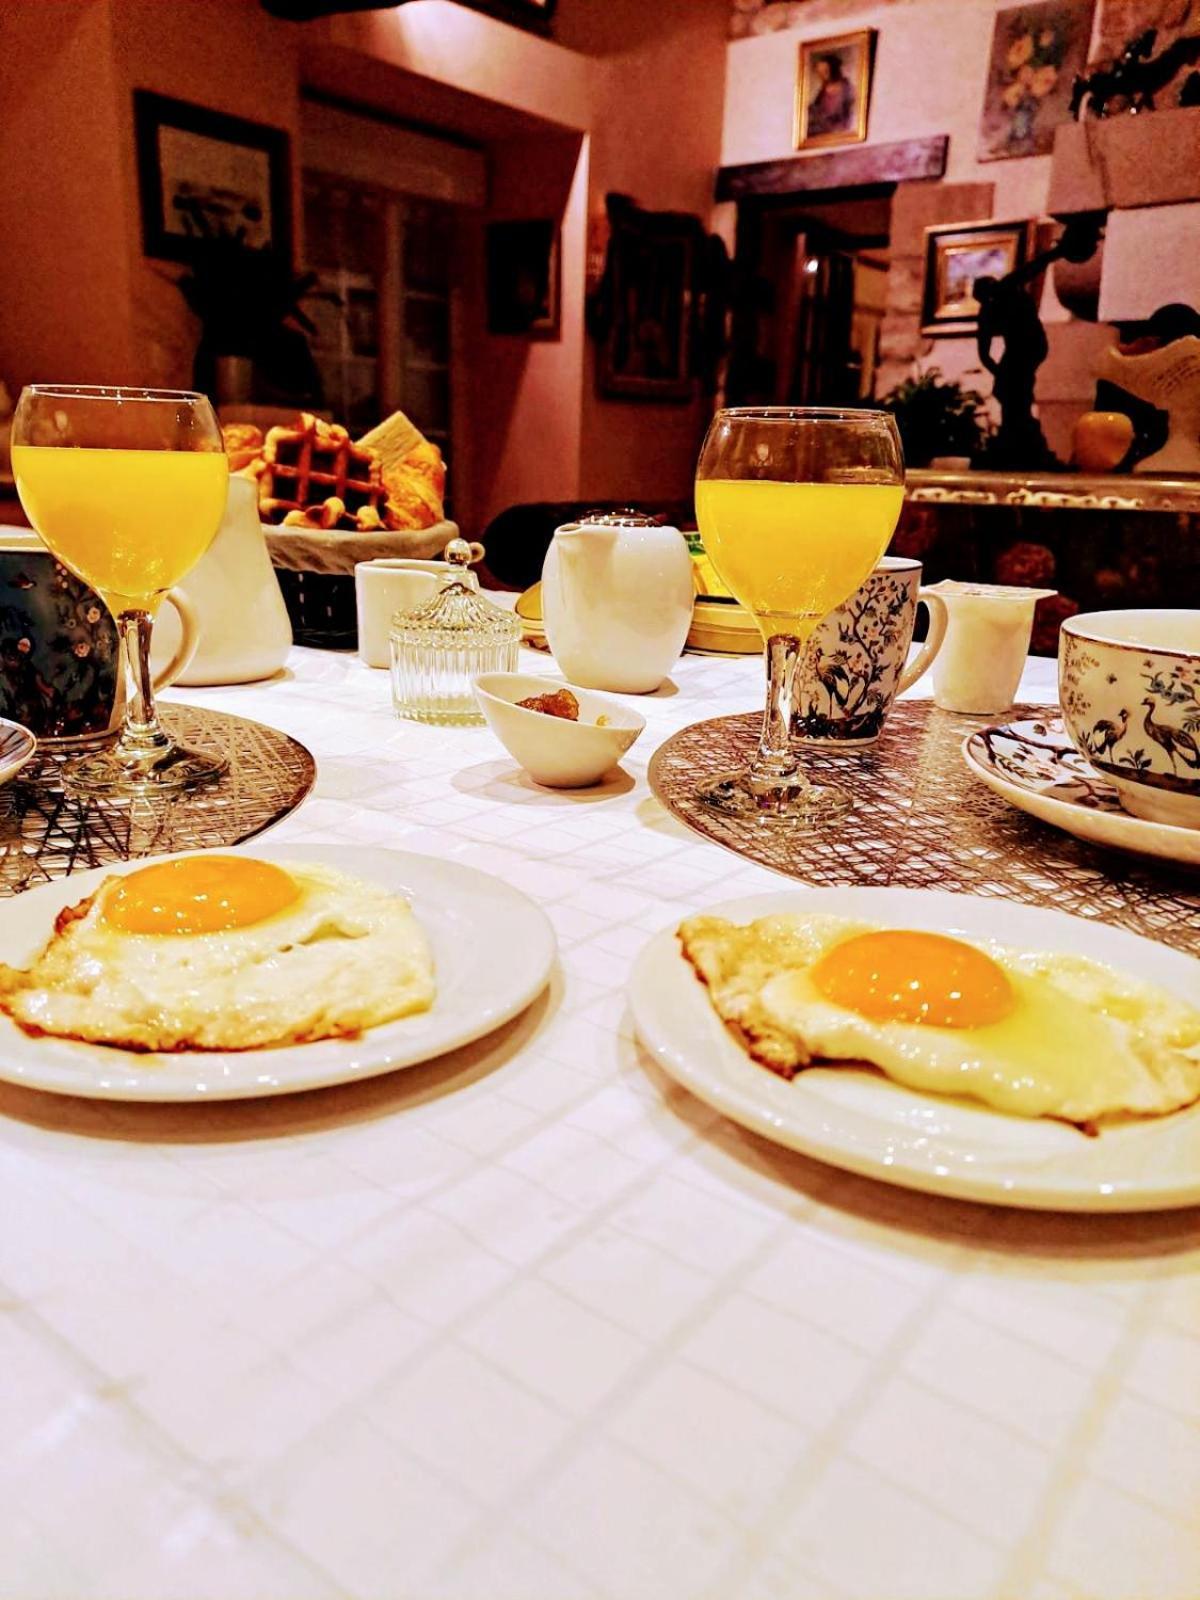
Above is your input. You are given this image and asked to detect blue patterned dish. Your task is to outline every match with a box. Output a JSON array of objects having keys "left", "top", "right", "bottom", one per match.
[
  {"left": 963, "top": 717, "right": 1200, "bottom": 867},
  {"left": 0, "top": 716, "right": 36, "bottom": 787}
]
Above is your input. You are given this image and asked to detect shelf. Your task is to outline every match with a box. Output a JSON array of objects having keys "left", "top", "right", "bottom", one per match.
[{"left": 905, "top": 469, "right": 1200, "bottom": 515}]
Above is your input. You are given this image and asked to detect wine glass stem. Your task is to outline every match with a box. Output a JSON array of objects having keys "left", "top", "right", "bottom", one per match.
[
  {"left": 115, "top": 610, "right": 169, "bottom": 760},
  {"left": 751, "top": 630, "right": 811, "bottom": 794}
]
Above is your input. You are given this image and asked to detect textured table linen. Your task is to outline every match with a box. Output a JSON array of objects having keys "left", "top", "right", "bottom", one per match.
[{"left": 3, "top": 645, "right": 1198, "bottom": 1600}]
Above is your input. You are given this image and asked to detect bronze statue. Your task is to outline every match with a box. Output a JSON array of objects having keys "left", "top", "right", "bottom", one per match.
[
  {"left": 1070, "top": 21, "right": 1200, "bottom": 118},
  {"left": 974, "top": 218, "right": 1103, "bottom": 470}
]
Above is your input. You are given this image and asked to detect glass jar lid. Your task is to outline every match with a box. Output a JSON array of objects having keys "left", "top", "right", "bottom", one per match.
[
  {"left": 571, "top": 508, "right": 662, "bottom": 528},
  {"left": 390, "top": 536, "right": 520, "bottom": 649}
]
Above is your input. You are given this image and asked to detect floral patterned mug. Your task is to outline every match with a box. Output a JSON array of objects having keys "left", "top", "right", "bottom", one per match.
[
  {"left": 794, "top": 557, "right": 949, "bottom": 743},
  {"left": 1059, "top": 609, "right": 1200, "bottom": 829},
  {"left": 0, "top": 531, "right": 198, "bottom": 745}
]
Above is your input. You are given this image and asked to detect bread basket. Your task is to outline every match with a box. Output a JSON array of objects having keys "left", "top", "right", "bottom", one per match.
[{"left": 267, "top": 521, "right": 458, "bottom": 649}]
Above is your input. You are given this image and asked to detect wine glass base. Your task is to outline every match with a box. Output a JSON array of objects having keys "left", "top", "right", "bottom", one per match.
[
  {"left": 696, "top": 768, "right": 852, "bottom": 827},
  {"left": 61, "top": 744, "right": 228, "bottom": 798}
]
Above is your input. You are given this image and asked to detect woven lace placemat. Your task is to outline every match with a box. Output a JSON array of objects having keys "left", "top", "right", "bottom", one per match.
[
  {"left": 648, "top": 701, "right": 1200, "bottom": 956},
  {"left": 0, "top": 705, "right": 315, "bottom": 897}
]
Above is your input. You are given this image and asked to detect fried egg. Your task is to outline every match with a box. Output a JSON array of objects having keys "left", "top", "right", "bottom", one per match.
[
  {"left": 678, "top": 913, "right": 1200, "bottom": 1127},
  {"left": 0, "top": 856, "right": 435, "bottom": 1052}
]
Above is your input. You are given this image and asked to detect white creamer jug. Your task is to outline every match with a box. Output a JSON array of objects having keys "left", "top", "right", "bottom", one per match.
[
  {"left": 151, "top": 475, "right": 293, "bottom": 686},
  {"left": 541, "top": 512, "right": 693, "bottom": 693}
]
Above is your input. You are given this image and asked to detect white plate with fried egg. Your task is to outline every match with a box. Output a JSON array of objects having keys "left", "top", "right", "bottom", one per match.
[
  {"left": 629, "top": 888, "right": 1200, "bottom": 1211},
  {"left": 0, "top": 845, "right": 556, "bottom": 1101}
]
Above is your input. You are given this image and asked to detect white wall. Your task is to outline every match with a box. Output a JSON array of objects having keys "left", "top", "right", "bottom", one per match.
[{"left": 722, "top": 0, "right": 1102, "bottom": 222}]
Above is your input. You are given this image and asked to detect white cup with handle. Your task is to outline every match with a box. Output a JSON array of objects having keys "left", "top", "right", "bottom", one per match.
[{"left": 354, "top": 556, "right": 480, "bottom": 669}]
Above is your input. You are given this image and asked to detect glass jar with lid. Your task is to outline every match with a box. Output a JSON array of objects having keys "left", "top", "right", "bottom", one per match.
[{"left": 390, "top": 537, "right": 520, "bottom": 724}]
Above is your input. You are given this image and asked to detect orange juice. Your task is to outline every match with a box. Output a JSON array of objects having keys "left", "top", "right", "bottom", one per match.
[
  {"left": 695, "top": 479, "right": 903, "bottom": 640},
  {"left": 12, "top": 445, "right": 228, "bottom": 615}
]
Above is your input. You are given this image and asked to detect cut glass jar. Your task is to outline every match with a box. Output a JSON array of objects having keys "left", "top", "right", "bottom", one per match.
[{"left": 390, "top": 538, "right": 520, "bottom": 724}]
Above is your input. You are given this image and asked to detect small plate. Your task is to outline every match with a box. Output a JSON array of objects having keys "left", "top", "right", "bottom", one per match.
[
  {"left": 686, "top": 596, "right": 762, "bottom": 657},
  {"left": 0, "top": 844, "right": 556, "bottom": 1101},
  {"left": 629, "top": 885, "right": 1200, "bottom": 1211},
  {"left": 963, "top": 716, "right": 1200, "bottom": 867},
  {"left": 515, "top": 583, "right": 549, "bottom": 650},
  {"left": 0, "top": 718, "right": 36, "bottom": 786}
]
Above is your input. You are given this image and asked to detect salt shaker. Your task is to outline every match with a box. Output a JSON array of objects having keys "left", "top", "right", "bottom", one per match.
[{"left": 390, "top": 537, "right": 519, "bottom": 724}]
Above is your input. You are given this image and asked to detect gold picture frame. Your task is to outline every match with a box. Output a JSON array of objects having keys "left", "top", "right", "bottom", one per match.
[
  {"left": 921, "top": 220, "right": 1032, "bottom": 336},
  {"left": 794, "top": 29, "right": 875, "bottom": 151}
]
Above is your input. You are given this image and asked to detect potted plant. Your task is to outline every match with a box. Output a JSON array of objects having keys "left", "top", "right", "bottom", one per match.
[
  {"left": 172, "top": 200, "right": 329, "bottom": 409},
  {"left": 879, "top": 366, "right": 991, "bottom": 468}
]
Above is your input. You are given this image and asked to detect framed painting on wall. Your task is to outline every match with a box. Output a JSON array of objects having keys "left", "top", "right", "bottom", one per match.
[
  {"left": 921, "top": 220, "right": 1032, "bottom": 335},
  {"left": 794, "top": 29, "right": 876, "bottom": 150},
  {"left": 596, "top": 207, "right": 700, "bottom": 401},
  {"left": 977, "top": 0, "right": 1096, "bottom": 161},
  {"left": 134, "top": 90, "right": 292, "bottom": 263},
  {"left": 486, "top": 220, "right": 561, "bottom": 338}
]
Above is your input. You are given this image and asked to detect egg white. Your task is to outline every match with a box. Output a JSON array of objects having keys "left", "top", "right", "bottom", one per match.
[
  {"left": 0, "top": 861, "right": 435, "bottom": 1052},
  {"left": 679, "top": 913, "right": 1200, "bottom": 1126}
]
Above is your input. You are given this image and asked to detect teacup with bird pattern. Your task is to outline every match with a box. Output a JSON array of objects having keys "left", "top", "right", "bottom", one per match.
[{"left": 1060, "top": 610, "right": 1200, "bottom": 829}]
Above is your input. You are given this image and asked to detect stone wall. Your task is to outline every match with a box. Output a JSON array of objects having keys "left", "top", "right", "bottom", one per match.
[{"left": 875, "top": 179, "right": 996, "bottom": 402}]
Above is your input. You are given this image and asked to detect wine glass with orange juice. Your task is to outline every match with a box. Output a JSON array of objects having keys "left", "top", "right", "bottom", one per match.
[
  {"left": 694, "top": 406, "right": 905, "bottom": 824},
  {"left": 12, "top": 384, "right": 229, "bottom": 795}
]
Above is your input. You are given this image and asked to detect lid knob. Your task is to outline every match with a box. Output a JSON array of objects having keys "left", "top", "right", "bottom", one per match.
[{"left": 444, "top": 536, "right": 484, "bottom": 569}]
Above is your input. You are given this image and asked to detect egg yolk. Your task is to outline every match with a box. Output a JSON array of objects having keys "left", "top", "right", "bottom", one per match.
[
  {"left": 101, "top": 857, "right": 301, "bottom": 935},
  {"left": 811, "top": 930, "right": 1015, "bottom": 1029}
]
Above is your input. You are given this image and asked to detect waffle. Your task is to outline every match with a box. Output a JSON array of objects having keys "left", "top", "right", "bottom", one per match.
[{"left": 258, "top": 413, "right": 390, "bottom": 530}]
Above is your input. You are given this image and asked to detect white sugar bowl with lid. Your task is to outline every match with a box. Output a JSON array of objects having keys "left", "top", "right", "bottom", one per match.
[{"left": 541, "top": 511, "right": 694, "bottom": 693}]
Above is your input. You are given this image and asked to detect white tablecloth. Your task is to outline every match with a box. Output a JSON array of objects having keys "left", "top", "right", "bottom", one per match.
[{"left": 4, "top": 645, "right": 1198, "bottom": 1600}]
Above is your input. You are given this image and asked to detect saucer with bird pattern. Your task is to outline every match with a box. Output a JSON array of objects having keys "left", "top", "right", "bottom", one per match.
[{"left": 962, "top": 717, "right": 1200, "bottom": 867}]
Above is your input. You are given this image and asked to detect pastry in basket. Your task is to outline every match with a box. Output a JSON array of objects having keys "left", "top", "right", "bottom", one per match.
[
  {"left": 678, "top": 913, "right": 1200, "bottom": 1129},
  {"left": 258, "top": 413, "right": 391, "bottom": 532},
  {"left": 246, "top": 409, "right": 447, "bottom": 533},
  {"left": 360, "top": 412, "right": 447, "bottom": 531},
  {"left": 221, "top": 423, "right": 265, "bottom": 474}
]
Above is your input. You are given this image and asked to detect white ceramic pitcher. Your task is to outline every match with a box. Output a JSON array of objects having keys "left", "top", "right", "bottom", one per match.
[
  {"left": 541, "top": 512, "right": 694, "bottom": 693},
  {"left": 151, "top": 475, "right": 292, "bottom": 686}
]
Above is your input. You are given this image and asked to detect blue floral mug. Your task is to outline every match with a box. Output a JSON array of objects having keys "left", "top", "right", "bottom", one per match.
[
  {"left": 795, "top": 556, "right": 949, "bottom": 743},
  {"left": 0, "top": 530, "right": 198, "bottom": 745}
]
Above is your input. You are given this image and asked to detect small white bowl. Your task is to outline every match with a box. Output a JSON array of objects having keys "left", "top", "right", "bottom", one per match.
[
  {"left": 474, "top": 672, "right": 645, "bottom": 788},
  {"left": 0, "top": 718, "right": 36, "bottom": 786}
]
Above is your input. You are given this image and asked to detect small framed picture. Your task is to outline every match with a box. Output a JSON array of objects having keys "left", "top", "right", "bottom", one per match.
[
  {"left": 794, "top": 29, "right": 875, "bottom": 150},
  {"left": 596, "top": 208, "right": 700, "bottom": 402},
  {"left": 921, "top": 220, "right": 1032, "bottom": 335},
  {"left": 134, "top": 90, "right": 292, "bottom": 264},
  {"left": 486, "top": 220, "right": 561, "bottom": 338}
]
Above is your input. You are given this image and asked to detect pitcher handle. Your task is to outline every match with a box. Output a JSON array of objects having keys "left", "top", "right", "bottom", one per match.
[
  {"left": 897, "top": 590, "right": 949, "bottom": 695},
  {"left": 153, "top": 587, "right": 200, "bottom": 689}
]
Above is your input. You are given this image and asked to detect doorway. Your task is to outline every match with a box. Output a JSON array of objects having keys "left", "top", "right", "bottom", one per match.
[{"left": 726, "top": 186, "right": 892, "bottom": 408}]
